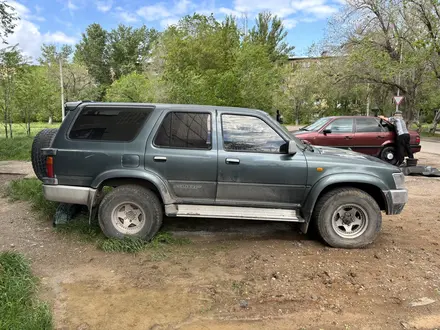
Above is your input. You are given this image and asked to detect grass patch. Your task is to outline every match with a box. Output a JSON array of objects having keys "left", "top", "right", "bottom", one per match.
[
  {"left": 0, "top": 137, "right": 33, "bottom": 161},
  {"left": 420, "top": 131, "right": 440, "bottom": 140},
  {"left": 99, "top": 231, "right": 192, "bottom": 253},
  {"left": 0, "top": 251, "right": 52, "bottom": 330},
  {"left": 0, "top": 122, "right": 61, "bottom": 161},
  {"left": 6, "top": 178, "right": 57, "bottom": 219}
]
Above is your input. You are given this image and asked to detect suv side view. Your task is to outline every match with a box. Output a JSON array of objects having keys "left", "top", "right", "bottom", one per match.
[{"left": 32, "top": 102, "right": 408, "bottom": 248}]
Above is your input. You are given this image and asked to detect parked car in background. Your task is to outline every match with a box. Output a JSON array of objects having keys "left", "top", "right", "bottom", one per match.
[{"left": 291, "top": 116, "right": 421, "bottom": 164}]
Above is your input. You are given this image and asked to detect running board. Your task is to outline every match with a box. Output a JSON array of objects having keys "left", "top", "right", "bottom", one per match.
[{"left": 169, "top": 205, "right": 304, "bottom": 222}]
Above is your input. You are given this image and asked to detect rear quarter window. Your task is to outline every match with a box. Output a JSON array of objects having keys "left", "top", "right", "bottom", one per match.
[{"left": 69, "top": 106, "right": 153, "bottom": 141}]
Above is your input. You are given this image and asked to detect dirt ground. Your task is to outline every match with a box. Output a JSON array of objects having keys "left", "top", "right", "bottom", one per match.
[{"left": 1, "top": 152, "right": 440, "bottom": 330}]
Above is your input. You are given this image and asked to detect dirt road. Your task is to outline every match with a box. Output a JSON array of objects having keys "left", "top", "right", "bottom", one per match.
[
  {"left": 420, "top": 141, "right": 440, "bottom": 155},
  {"left": 1, "top": 154, "right": 440, "bottom": 330}
]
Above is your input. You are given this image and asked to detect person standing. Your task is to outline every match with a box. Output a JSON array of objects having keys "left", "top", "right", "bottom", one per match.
[
  {"left": 379, "top": 111, "right": 414, "bottom": 165},
  {"left": 276, "top": 110, "right": 284, "bottom": 124}
]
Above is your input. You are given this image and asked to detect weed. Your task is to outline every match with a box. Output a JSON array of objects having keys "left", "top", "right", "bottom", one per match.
[
  {"left": 6, "top": 178, "right": 57, "bottom": 219},
  {"left": 0, "top": 251, "right": 52, "bottom": 329},
  {"left": 54, "top": 216, "right": 103, "bottom": 242}
]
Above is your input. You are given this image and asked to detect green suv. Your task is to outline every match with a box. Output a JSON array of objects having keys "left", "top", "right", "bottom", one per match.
[{"left": 32, "top": 101, "right": 408, "bottom": 248}]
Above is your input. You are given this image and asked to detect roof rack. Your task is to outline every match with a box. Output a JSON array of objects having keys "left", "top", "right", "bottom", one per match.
[{"left": 64, "top": 100, "right": 94, "bottom": 112}]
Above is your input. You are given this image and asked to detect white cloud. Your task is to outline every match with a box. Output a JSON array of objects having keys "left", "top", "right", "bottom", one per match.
[
  {"left": 283, "top": 18, "right": 298, "bottom": 29},
  {"left": 118, "top": 11, "right": 139, "bottom": 23},
  {"left": 67, "top": 0, "right": 79, "bottom": 11},
  {"left": 137, "top": 3, "right": 172, "bottom": 21},
  {"left": 96, "top": 0, "right": 113, "bottom": 13},
  {"left": 3, "top": 2, "right": 76, "bottom": 61}
]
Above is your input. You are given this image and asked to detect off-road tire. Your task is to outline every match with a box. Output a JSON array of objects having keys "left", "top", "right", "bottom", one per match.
[
  {"left": 98, "top": 185, "right": 163, "bottom": 241},
  {"left": 380, "top": 145, "right": 398, "bottom": 165},
  {"left": 31, "top": 128, "right": 59, "bottom": 180},
  {"left": 312, "top": 188, "right": 382, "bottom": 248}
]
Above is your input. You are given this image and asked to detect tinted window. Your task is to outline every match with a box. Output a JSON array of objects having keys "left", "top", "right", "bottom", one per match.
[
  {"left": 69, "top": 106, "right": 152, "bottom": 141},
  {"left": 154, "top": 112, "right": 211, "bottom": 149},
  {"left": 378, "top": 118, "right": 393, "bottom": 132},
  {"left": 356, "top": 118, "right": 382, "bottom": 132},
  {"left": 222, "top": 114, "right": 286, "bottom": 153},
  {"left": 326, "top": 118, "right": 353, "bottom": 133}
]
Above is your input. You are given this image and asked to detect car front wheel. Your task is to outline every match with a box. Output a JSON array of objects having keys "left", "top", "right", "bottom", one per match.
[{"left": 313, "top": 188, "right": 382, "bottom": 248}]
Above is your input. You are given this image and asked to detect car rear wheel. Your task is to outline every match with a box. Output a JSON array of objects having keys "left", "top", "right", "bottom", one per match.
[
  {"left": 380, "top": 146, "right": 398, "bottom": 165},
  {"left": 98, "top": 185, "right": 163, "bottom": 241},
  {"left": 313, "top": 188, "right": 382, "bottom": 248}
]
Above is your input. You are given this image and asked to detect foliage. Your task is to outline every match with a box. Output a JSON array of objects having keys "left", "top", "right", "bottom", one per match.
[
  {"left": 249, "top": 11, "right": 294, "bottom": 62},
  {"left": 0, "top": 136, "right": 32, "bottom": 160},
  {"left": 0, "top": 251, "right": 52, "bottom": 329},
  {"left": 105, "top": 72, "right": 154, "bottom": 102},
  {"left": 0, "top": 0, "right": 19, "bottom": 44}
]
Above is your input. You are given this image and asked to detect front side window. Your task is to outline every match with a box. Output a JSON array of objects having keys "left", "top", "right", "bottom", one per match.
[
  {"left": 154, "top": 112, "right": 211, "bottom": 149},
  {"left": 69, "top": 106, "right": 153, "bottom": 141},
  {"left": 222, "top": 114, "right": 286, "bottom": 153},
  {"left": 325, "top": 118, "right": 354, "bottom": 133},
  {"left": 356, "top": 118, "right": 383, "bottom": 133}
]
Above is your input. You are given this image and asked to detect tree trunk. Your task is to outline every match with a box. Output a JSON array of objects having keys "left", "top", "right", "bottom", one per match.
[
  {"left": 4, "top": 124, "right": 7, "bottom": 139},
  {"left": 430, "top": 111, "right": 440, "bottom": 134},
  {"left": 48, "top": 116, "right": 53, "bottom": 125}
]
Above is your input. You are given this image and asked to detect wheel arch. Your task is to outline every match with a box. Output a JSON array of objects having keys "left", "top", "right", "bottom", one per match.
[
  {"left": 91, "top": 169, "right": 174, "bottom": 206},
  {"left": 300, "top": 174, "right": 388, "bottom": 233}
]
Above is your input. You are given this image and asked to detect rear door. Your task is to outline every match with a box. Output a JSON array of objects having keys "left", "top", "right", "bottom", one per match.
[
  {"left": 145, "top": 109, "right": 217, "bottom": 204},
  {"left": 353, "top": 117, "right": 389, "bottom": 156},
  {"left": 314, "top": 118, "right": 354, "bottom": 148}
]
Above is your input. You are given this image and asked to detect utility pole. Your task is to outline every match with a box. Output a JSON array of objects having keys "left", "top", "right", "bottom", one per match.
[
  {"left": 396, "top": 43, "right": 403, "bottom": 114},
  {"left": 366, "top": 83, "right": 370, "bottom": 116},
  {"left": 59, "top": 56, "right": 65, "bottom": 121}
]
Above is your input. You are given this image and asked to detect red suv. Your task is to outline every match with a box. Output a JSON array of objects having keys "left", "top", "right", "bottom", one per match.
[{"left": 291, "top": 116, "right": 421, "bottom": 164}]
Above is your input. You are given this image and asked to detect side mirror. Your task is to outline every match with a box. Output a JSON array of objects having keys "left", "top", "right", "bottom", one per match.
[
  {"left": 288, "top": 140, "right": 298, "bottom": 155},
  {"left": 323, "top": 128, "right": 332, "bottom": 135}
]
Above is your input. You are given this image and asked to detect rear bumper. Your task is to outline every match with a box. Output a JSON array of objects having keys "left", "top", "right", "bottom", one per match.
[
  {"left": 411, "top": 145, "right": 421, "bottom": 153},
  {"left": 383, "top": 189, "right": 408, "bottom": 215},
  {"left": 43, "top": 185, "right": 97, "bottom": 207}
]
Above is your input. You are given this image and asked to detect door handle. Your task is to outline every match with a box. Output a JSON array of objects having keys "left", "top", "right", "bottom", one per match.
[
  {"left": 377, "top": 135, "right": 385, "bottom": 139},
  {"left": 154, "top": 156, "right": 167, "bottom": 162},
  {"left": 225, "top": 158, "right": 240, "bottom": 164},
  {"left": 345, "top": 136, "right": 353, "bottom": 140}
]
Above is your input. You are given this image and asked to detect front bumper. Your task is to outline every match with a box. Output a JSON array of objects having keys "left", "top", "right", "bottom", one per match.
[
  {"left": 43, "top": 185, "right": 97, "bottom": 208},
  {"left": 383, "top": 189, "right": 408, "bottom": 215}
]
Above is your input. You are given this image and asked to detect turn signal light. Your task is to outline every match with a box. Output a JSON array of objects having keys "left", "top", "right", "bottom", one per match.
[
  {"left": 416, "top": 136, "right": 420, "bottom": 144},
  {"left": 46, "top": 156, "right": 54, "bottom": 178}
]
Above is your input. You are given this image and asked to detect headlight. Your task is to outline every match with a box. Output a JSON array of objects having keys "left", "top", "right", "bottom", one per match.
[{"left": 392, "top": 172, "right": 406, "bottom": 189}]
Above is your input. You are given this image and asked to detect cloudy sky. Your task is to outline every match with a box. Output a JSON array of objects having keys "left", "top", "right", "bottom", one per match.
[{"left": 5, "top": 0, "right": 346, "bottom": 61}]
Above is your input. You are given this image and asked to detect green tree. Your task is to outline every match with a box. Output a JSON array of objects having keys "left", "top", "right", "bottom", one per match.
[
  {"left": 108, "top": 24, "right": 159, "bottom": 80},
  {"left": 249, "top": 12, "right": 294, "bottom": 62},
  {"left": 75, "top": 23, "right": 111, "bottom": 88},
  {"left": 105, "top": 72, "right": 153, "bottom": 102},
  {"left": 0, "top": 46, "right": 25, "bottom": 138},
  {"left": 0, "top": 1, "right": 19, "bottom": 44}
]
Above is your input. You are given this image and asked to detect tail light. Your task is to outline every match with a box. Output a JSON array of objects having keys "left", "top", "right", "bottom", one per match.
[
  {"left": 46, "top": 156, "right": 54, "bottom": 178},
  {"left": 416, "top": 135, "right": 420, "bottom": 144}
]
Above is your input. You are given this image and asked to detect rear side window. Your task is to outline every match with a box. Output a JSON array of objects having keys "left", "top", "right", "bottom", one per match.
[
  {"left": 154, "top": 112, "right": 212, "bottom": 149},
  {"left": 69, "top": 106, "right": 153, "bottom": 141},
  {"left": 356, "top": 118, "right": 382, "bottom": 132},
  {"left": 326, "top": 118, "right": 354, "bottom": 133}
]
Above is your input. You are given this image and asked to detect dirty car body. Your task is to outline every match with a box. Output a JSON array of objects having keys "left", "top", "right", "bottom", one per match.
[{"left": 36, "top": 102, "right": 408, "bottom": 248}]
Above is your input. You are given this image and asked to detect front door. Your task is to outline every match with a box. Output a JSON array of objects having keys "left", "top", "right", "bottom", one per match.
[
  {"left": 145, "top": 109, "right": 217, "bottom": 204},
  {"left": 216, "top": 112, "right": 307, "bottom": 208},
  {"left": 315, "top": 118, "right": 355, "bottom": 149}
]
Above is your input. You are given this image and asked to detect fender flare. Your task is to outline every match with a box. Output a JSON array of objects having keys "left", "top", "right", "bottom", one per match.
[
  {"left": 91, "top": 169, "right": 174, "bottom": 205},
  {"left": 300, "top": 172, "right": 388, "bottom": 231}
]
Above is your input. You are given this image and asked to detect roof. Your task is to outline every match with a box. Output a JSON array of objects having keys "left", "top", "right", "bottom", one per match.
[{"left": 64, "top": 101, "right": 268, "bottom": 115}]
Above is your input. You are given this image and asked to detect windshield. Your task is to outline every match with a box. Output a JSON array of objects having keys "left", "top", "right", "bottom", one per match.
[{"left": 302, "top": 117, "right": 330, "bottom": 131}]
